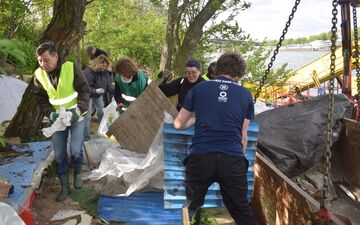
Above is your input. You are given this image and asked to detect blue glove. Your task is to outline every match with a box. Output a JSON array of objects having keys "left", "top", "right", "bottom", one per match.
[
  {"left": 49, "top": 111, "right": 59, "bottom": 123},
  {"left": 67, "top": 107, "right": 81, "bottom": 124}
]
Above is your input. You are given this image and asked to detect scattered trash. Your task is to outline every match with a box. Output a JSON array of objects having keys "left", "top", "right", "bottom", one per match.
[
  {"left": 0, "top": 202, "right": 26, "bottom": 225},
  {"left": 50, "top": 209, "right": 85, "bottom": 221},
  {"left": 339, "top": 184, "right": 358, "bottom": 202},
  {"left": 78, "top": 213, "right": 92, "bottom": 225},
  {"left": 62, "top": 219, "right": 78, "bottom": 225}
]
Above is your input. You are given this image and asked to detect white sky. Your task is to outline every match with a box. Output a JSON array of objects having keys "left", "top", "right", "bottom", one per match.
[{"left": 236, "top": 0, "right": 334, "bottom": 40}]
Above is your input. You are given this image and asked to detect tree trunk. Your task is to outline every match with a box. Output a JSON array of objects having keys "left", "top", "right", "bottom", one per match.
[
  {"left": 40, "top": 0, "right": 87, "bottom": 58},
  {"left": 4, "top": 0, "right": 87, "bottom": 140},
  {"left": 173, "top": 0, "right": 225, "bottom": 76},
  {"left": 159, "top": 0, "right": 178, "bottom": 71}
]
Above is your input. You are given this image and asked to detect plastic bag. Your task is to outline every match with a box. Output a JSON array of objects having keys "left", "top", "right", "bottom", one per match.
[{"left": 98, "top": 99, "right": 119, "bottom": 136}]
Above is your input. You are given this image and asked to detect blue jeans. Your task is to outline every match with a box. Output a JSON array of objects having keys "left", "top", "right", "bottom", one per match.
[
  {"left": 52, "top": 119, "right": 85, "bottom": 175},
  {"left": 84, "top": 96, "right": 104, "bottom": 139}
]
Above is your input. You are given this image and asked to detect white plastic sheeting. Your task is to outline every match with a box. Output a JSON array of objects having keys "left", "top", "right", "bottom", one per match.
[
  {"left": 0, "top": 202, "right": 25, "bottom": 225},
  {"left": 97, "top": 99, "right": 119, "bottom": 136},
  {"left": 86, "top": 112, "right": 174, "bottom": 196},
  {"left": 0, "top": 75, "right": 27, "bottom": 123}
]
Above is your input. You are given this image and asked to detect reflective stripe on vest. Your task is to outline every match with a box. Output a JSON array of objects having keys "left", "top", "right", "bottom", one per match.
[
  {"left": 34, "top": 61, "right": 78, "bottom": 110},
  {"left": 202, "top": 75, "right": 209, "bottom": 81}
]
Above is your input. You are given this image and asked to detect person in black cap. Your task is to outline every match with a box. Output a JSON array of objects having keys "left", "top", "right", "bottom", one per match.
[
  {"left": 86, "top": 45, "right": 108, "bottom": 60},
  {"left": 159, "top": 59, "right": 205, "bottom": 111},
  {"left": 202, "top": 61, "right": 216, "bottom": 80}
]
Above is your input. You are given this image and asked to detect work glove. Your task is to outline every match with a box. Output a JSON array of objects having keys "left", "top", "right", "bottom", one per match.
[
  {"left": 49, "top": 111, "right": 59, "bottom": 123},
  {"left": 67, "top": 107, "right": 81, "bottom": 124},
  {"left": 95, "top": 88, "right": 105, "bottom": 94}
]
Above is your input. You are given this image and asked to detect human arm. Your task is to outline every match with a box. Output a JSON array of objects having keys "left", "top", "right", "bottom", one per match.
[
  {"left": 159, "top": 77, "right": 182, "bottom": 97},
  {"left": 107, "top": 72, "right": 115, "bottom": 94},
  {"left": 242, "top": 92, "right": 255, "bottom": 153},
  {"left": 33, "top": 76, "right": 53, "bottom": 117},
  {"left": 85, "top": 68, "right": 100, "bottom": 98},
  {"left": 174, "top": 108, "right": 195, "bottom": 130},
  {"left": 241, "top": 118, "right": 251, "bottom": 154},
  {"left": 114, "top": 82, "right": 124, "bottom": 104},
  {"left": 174, "top": 87, "right": 196, "bottom": 129}
]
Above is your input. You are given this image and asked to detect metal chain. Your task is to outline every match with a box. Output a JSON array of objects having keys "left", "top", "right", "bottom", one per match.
[
  {"left": 322, "top": 0, "right": 338, "bottom": 210},
  {"left": 353, "top": 6, "right": 360, "bottom": 111},
  {"left": 253, "top": 0, "right": 301, "bottom": 103}
]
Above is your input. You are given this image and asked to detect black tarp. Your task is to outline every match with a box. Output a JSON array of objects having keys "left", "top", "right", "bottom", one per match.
[{"left": 256, "top": 94, "right": 353, "bottom": 177}]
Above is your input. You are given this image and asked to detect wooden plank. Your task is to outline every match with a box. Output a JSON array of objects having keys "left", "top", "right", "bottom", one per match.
[
  {"left": 0, "top": 179, "right": 11, "bottom": 201},
  {"left": 182, "top": 207, "right": 191, "bottom": 225},
  {"left": 107, "top": 79, "right": 178, "bottom": 154}
]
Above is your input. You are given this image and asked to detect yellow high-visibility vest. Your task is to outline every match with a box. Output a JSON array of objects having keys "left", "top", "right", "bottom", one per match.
[{"left": 34, "top": 61, "right": 78, "bottom": 110}]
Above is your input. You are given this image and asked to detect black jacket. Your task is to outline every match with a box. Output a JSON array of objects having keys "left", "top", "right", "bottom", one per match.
[
  {"left": 33, "top": 59, "right": 90, "bottom": 117},
  {"left": 85, "top": 68, "right": 114, "bottom": 106},
  {"left": 90, "top": 48, "right": 108, "bottom": 60},
  {"left": 159, "top": 76, "right": 205, "bottom": 111}
]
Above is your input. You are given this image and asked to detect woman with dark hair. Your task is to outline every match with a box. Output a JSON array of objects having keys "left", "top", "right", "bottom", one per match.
[
  {"left": 83, "top": 55, "right": 113, "bottom": 140},
  {"left": 113, "top": 58, "right": 150, "bottom": 112}
]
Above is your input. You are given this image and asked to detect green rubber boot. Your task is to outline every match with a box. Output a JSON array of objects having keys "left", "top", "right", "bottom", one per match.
[
  {"left": 56, "top": 174, "right": 70, "bottom": 202},
  {"left": 74, "top": 165, "right": 83, "bottom": 189}
]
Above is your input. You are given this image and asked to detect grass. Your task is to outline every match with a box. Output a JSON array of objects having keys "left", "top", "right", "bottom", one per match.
[{"left": 70, "top": 186, "right": 98, "bottom": 216}]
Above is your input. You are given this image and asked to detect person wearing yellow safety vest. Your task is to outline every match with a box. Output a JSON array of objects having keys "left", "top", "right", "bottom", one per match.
[
  {"left": 33, "top": 42, "right": 90, "bottom": 202},
  {"left": 202, "top": 61, "right": 216, "bottom": 81},
  {"left": 113, "top": 58, "right": 150, "bottom": 113}
]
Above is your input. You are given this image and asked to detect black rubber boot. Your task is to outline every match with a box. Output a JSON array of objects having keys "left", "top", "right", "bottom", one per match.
[
  {"left": 188, "top": 207, "right": 201, "bottom": 225},
  {"left": 56, "top": 174, "right": 70, "bottom": 202},
  {"left": 74, "top": 165, "right": 83, "bottom": 189}
]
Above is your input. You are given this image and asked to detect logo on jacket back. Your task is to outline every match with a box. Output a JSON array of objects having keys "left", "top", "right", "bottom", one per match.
[
  {"left": 218, "top": 84, "right": 228, "bottom": 102},
  {"left": 219, "top": 84, "right": 228, "bottom": 90}
]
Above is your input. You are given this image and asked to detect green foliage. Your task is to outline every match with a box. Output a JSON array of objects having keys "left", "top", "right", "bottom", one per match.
[
  {"left": 46, "top": 161, "right": 57, "bottom": 177},
  {"left": 0, "top": 135, "right": 5, "bottom": 148},
  {"left": 189, "top": 209, "right": 218, "bottom": 225},
  {"left": 264, "top": 31, "right": 334, "bottom": 46},
  {"left": 200, "top": 209, "right": 218, "bottom": 225},
  {"left": 0, "top": 38, "right": 27, "bottom": 74},
  {"left": 0, "top": 0, "right": 53, "bottom": 74},
  {"left": 23, "top": 130, "right": 47, "bottom": 143},
  {"left": 84, "top": 0, "right": 167, "bottom": 74},
  {"left": 229, "top": 40, "right": 292, "bottom": 86},
  {"left": 0, "top": 39, "right": 26, "bottom": 64},
  {"left": 70, "top": 186, "right": 98, "bottom": 216}
]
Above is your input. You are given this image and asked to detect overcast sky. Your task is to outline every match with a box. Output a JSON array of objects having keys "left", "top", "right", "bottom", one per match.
[{"left": 236, "top": 0, "right": 334, "bottom": 40}]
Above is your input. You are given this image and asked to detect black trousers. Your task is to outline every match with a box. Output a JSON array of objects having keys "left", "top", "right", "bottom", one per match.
[{"left": 184, "top": 152, "right": 255, "bottom": 225}]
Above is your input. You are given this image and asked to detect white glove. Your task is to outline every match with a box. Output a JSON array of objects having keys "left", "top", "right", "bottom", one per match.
[{"left": 95, "top": 88, "right": 105, "bottom": 94}]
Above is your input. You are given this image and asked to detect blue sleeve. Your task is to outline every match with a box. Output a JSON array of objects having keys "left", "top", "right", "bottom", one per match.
[
  {"left": 245, "top": 92, "right": 254, "bottom": 120},
  {"left": 182, "top": 87, "right": 195, "bottom": 112}
]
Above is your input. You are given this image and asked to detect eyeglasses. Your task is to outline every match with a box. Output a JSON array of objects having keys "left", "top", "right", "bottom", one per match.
[{"left": 185, "top": 70, "right": 198, "bottom": 75}]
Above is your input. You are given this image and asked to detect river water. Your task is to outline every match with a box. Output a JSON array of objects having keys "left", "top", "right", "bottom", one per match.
[{"left": 271, "top": 50, "right": 328, "bottom": 70}]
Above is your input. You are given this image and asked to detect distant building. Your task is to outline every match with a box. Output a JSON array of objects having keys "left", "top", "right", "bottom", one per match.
[{"left": 309, "top": 40, "right": 330, "bottom": 50}]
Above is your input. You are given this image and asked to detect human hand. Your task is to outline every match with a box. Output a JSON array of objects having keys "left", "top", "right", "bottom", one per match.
[
  {"left": 157, "top": 70, "right": 172, "bottom": 81},
  {"left": 116, "top": 103, "right": 124, "bottom": 109},
  {"left": 67, "top": 107, "right": 81, "bottom": 124},
  {"left": 95, "top": 88, "right": 105, "bottom": 94}
]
